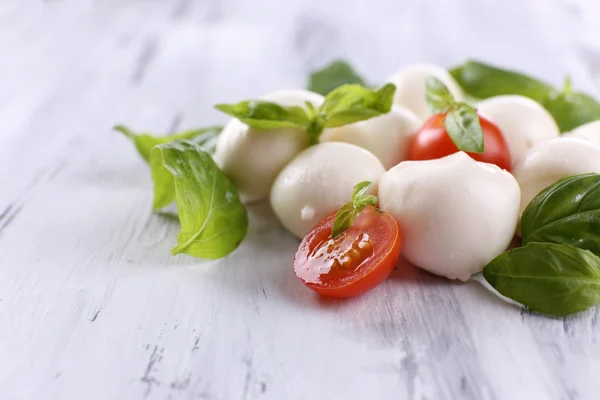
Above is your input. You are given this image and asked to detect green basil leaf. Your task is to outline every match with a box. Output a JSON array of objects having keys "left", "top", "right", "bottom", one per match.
[
  {"left": 449, "top": 60, "right": 553, "bottom": 102},
  {"left": 307, "top": 60, "right": 367, "bottom": 96},
  {"left": 425, "top": 76, "right": 454, "bottom": 113},
  {"left": 320, "top": 83, "right": 396, "bottom": 128},
  {"left": 150, "top": 140, "right": 248, "bottom": 259},
  {"left": 331, "top": 181, "right": 378, "bottom": 238},
  {"left": 444, "top": 104, "right": 484, "bottom": 153},
  {"left": 150, "top": 149, "right": 177, "bottom": 211},
  {"left": 215, "top": 100, "right": 311, "bottom": 130},
  {"left": 521, "top": 173, "right": 600, "bottom": 255},
  {"left": 483, "top": 242, "right": 600, "bottom": 316},
  {"left": 331, "top": 203, "right": 360, "bottom": 239},
  {"left": 542, "top": 79, "right": 600, "bottom": 132},
  {"left": 351, "top": 181, "right": 372, "bottom": 200},
  {"left": 115, "top": 125, "right": 222, "bottom": 163},
  {"left": 352, "top": 180, "right": 378, "bottom": 209},
  {"left": 450, "top": 61, "right": 600, "bottom": 133}
]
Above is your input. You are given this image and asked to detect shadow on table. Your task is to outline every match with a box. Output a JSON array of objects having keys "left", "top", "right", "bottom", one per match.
[{"left": 155, "top": 202, "right": 521, "bottom": 319}]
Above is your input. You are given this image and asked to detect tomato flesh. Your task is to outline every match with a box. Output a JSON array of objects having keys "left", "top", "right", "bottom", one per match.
[
  {"left": 409, "top": 113, "right": 512, "bottom": 171},
  {"left": 294, "top": 206, "right": 402, "bottom": 298}
]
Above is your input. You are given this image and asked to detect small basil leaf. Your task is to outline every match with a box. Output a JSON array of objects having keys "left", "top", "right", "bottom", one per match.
[
  {"left": 331, "top": 181, "right": 378, "bottom": 238},
  {"left": 449, "top": 60, "right": 553, "bottom": 102},
  {"left": 307, "top": 60, "right": 368, "bottom": 96},
  {"left": 352, "top": 181, "right": 372, "bottom": 199},
  {"left": 331, "top": 203, "right": 360, "bottom": 239},
  {"left": 542, "top": 79, "right": 600, "bottom": 132},
  {"left": 425, "top": 76, "right": 454, "bottom": 113},
  {"left": 150, "top": 140, "right": 248, "bottom": 259},
  {"left": 444, "top": 104, "right": 484, "bottom": 153},
  {"left": 521, "top": 173, "right": 600, "bottom": 255},
  {"left": 215, "top": 100, "right": 311, "bottom": 130},
  {"left": 483, "top": 242, "right": 600, "bottom": 316},
  {"left": 115, "top": 125, "right": 222, "bottom": 163},
  {"left": 320, "top": 83, "right": 396, "bottom": 128}
]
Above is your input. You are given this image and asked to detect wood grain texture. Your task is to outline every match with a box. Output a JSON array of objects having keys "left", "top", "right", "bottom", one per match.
[{"left": 2, "top": 0, "right": 600, "bottom": 399}]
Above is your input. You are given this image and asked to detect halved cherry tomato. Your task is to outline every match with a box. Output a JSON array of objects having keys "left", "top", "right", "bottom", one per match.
[
  {"left": 409, "top": 113, "right": 512, "bottom": 171},
  {"left": 294, "top": 206, "right": 402, "bottom": 298}
]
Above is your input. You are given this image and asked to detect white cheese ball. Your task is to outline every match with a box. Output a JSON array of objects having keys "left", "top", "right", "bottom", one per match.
[
  {"left": 477, "top": 95, "right": 560, "bottom": 166},
  {"left": 513, "top": 137, "right": 600, "bottom": 217},
  {"left": 379, "top": 152, "right": 520, "bottom": 281},
  {"left": 565, "top": 120, "right": 600, "bottom": 147},
  {"left": 320, "top": 105, "right": 422, "bottom": 169},
  {"left": 387, "top": 64, "right": 464, "bottom": 119},
  {"left": 214, "top": 89, "right": 324, "bottom": 203},
  {"left": 271, "top": 142, "right": 385, "bottom": 238}
]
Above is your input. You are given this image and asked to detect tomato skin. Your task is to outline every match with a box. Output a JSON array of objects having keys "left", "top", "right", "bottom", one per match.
[
  {"left": 409, "top": 113, "right": 512, "bottom": 171},
  {"left": 294, "top": 206, "right": 402, "bottom": 298}
]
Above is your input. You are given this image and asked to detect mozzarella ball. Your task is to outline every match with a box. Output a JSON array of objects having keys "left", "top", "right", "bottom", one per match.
[
  {"left": 271, "top": 142, "right": 385, "bottom": 238},
  {"left": 477, "top": 95, "right": 560, "bottom": 166},
  {"left": 214, "top": 90, "right": 324, "bottom": 203},
  {"left": 565, "top": 120, "right": 600, "bottom": 147},
  {"left": 320, "top": 105, "right": 421, "bottom": 169},
  {"left": 513, "top": 137, "right": 600, "bottom": 217},
  {"left": 379, "top": 152, "right": 520, "bottom": 281},
  {"left": 387, "top": 64, "right": 464, "bottom": 119}
]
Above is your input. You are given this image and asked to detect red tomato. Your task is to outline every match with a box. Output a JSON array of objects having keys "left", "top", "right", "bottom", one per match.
[
  {"left": 294, "top": 206, "right": 402, "bottom": 298},
  {"left": 409, "top": 113, "right": 512, "bottom": 171}
]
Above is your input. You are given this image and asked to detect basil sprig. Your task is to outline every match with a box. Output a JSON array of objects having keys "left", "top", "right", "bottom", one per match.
[
  {"left": 450, "top": 60, "right": 600, "bottom": 132},
  {"left": 215, "top": 83, "right": 395, "bottom": 144},
  {"left": 151, "top": 140, "right": 248, "bottom": 259},
  {"left": 115, "top": 125, "right": 222, "bottom": 163},
  {"left": 483, "top": 173, "right": 600, "bottom": 316},
  {"left": 307, "top": 60, "right": 368, "bottom": 95},
  {"left": 425, "top": 77, "right": 484, "bottom": 153},
  {"left": 331, "top": 181, "right": 378, "bottom": 238}
]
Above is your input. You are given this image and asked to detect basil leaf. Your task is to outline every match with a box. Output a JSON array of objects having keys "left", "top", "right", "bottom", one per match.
[
  {"left": 331, "top": 203, "right": 360, "bottom": 239},
  {"left": 450, "top": 61, "right": 600, "bottom": 133},
  {"left": 425, "top": 76, "right": 454, "bottom": 113},
  {"left": 320, "top": 83, "right": 396, "bottom": 128},
  {"left": 331, "top": 181, "right": 378, "bottom": 238},
  {"left": 215, "top": 100, "right": 311, "bottom": 130},
  {"left": 150, "top": 149, "right": 177, "bottom": 211},
  {"left": 352, "top": 181, "right": 372, "bottom": 199},
  {"left": 449, "top": 60, "right": 553, "bottom": 102},
  {"left": 307, "top": 60, "right": 367, "bottom": 96},
  {"left": 483, "top": 242, "right": 600, "bottom": 316},
  {"left": 150, "top": 140, "right": 248, "bottom": 259},
  {"left": 444, "top": 103, "right": 484, "bottom": 153},
  {"left": 542, "top": 78, "right": 600, "bottom": 132},
  {"left": 521, "top": 173, "right": 600, "bottom": 255},
  {"left": 115, "top": 125, "right": 222, "bottom": 163}
]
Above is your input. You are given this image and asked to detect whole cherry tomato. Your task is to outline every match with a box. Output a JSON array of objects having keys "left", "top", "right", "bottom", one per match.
[{"left": 409, "top": 113, "right": 512, "bottom": 171}]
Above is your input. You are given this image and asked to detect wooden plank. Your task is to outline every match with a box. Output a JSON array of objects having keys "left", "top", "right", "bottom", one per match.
[{"left": 2, "top": 0, "right": 600, "bottom": 399}]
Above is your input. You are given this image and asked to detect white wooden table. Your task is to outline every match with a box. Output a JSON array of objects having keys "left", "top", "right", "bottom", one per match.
[{"left": 2, "top": 1, "right": 600, "bottom": 399}]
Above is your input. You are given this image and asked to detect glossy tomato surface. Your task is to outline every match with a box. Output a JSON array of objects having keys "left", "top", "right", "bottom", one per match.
[
  {"left": 294, "top": 206, "right": 402, "bottom": 298},
  {"left": 409, "top": 113, "right": 512, "bottom": 171}
]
